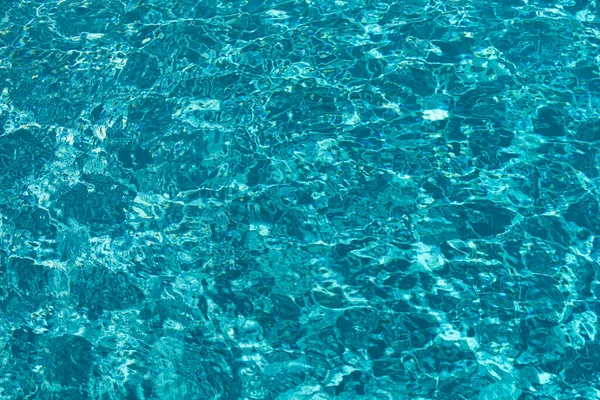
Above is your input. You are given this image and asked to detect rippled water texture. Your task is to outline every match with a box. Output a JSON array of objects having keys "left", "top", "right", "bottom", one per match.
[{"left": 1, "top": 0, "right": 600, "bottom": 399}]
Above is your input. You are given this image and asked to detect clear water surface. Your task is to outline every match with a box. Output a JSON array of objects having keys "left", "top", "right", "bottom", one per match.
[{"left": 1, "top": 0, "right": 600, "bottom": 399}]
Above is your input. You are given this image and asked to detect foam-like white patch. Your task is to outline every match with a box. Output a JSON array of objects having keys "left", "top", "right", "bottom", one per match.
[
  {"left": 416, "top": 242, "right": 445, "bottom": 270},
  {"left": 538, "top": 372, "right": 552, "bottom": 384},
  {"left": 343, "top": 112, "right": 361, "bottom": 125},
  {"left": 94, "top": 125, "right": 106, "bottom": 140},
  {"left": 86, "top": 33, "right": 104, "bottom": 40},
  {"left": 576, "top": 10, "right": 595, "bottom": 22},
  {"left": 423, "top": 109, "right": 449, "bottom": 121}
]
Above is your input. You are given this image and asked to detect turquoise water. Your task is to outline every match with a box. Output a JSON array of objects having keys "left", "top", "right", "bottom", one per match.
[{"left": 1, "top": 0, "right": 600, "bottom": 399}]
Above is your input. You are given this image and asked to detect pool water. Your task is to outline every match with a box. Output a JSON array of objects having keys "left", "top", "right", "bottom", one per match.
[{"left": 1, "top": 0, "right": 599, "bottom": 399}]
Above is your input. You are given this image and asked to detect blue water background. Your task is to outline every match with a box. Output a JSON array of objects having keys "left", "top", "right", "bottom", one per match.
[{"left": 1, "top": 0, "right": 600, "bottom": 399}]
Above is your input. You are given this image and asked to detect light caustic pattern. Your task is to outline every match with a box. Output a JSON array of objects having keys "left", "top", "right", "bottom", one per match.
[{"left": 0, "top": 0, "right": 600, "bottom": 399}]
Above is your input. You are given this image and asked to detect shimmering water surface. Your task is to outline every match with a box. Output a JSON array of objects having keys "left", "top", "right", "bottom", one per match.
[{"left": 1, "top": 0, "right": 600, "bottom": 399}]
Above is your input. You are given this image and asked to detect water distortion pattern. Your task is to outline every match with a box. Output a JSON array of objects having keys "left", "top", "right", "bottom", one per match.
[{"left": 1, "top": 1, "right": 600, "bottom": 399}]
